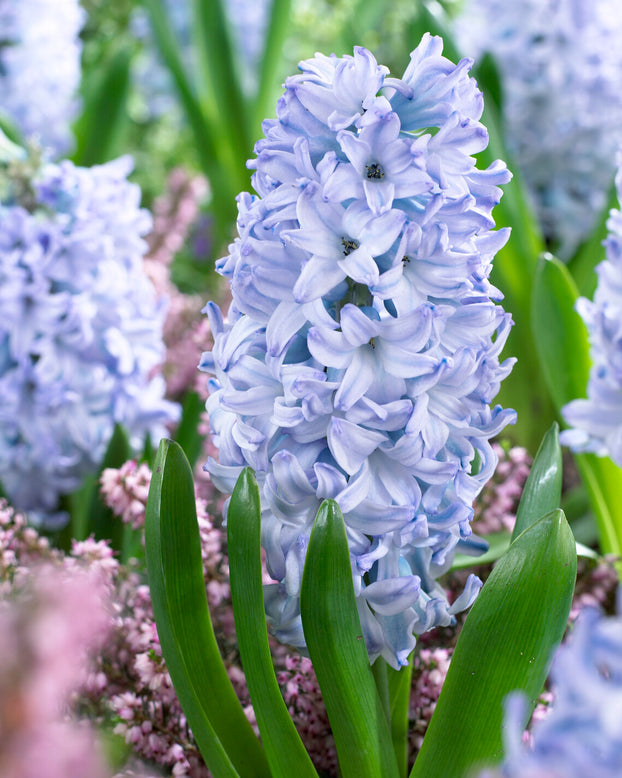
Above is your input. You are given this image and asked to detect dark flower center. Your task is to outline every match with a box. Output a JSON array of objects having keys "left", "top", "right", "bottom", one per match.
[
  {"left": 341, "top": 237, "right": 360, "bottom": 256},
  {"left": 365, "top": 162, "right": 385, "bottom": 180}
]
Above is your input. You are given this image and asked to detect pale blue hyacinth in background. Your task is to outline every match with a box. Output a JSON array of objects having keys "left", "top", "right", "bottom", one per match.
[
  {"left": 479, "top": 599, "right": 622, "bottom": 777},
  {"left": 454, "top": 0, "right": 622, "bottom": 259},
  {"left": 0, "top": 0, "right": 85, "bottom": 155},
  {"left": 0, "top": 147, "right": 179, "bottom": 524},
  {"left": 561, "top": 156, "right": 622, "bottom": 466},
  {"left": 200, "top": 35, "right": 516, "bottom": 668}
]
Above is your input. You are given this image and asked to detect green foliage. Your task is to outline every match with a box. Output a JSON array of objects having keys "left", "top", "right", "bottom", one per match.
[
  {"left": 228, "top": 469, "right": 319, "bottom": 778},
  {"left": 145, "top": 439, "right": 270, "bottom": 778},
  {"left": 411, "top": 510, "right": 577, "bottom": 778},
  {"left": 301, "top": 500, "right": 400, "bottom": 778}
]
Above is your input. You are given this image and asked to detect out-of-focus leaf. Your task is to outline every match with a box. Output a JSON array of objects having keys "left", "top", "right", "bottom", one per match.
[
  {"left": 227, "top": 468, "right": 319, "bottom": 778},
  {"left": 142, "top": 0, "right": 237, "bottom": 237},
  {"left": 71, "top": 423, "right": 131, "bottom": 549},
  {"left": 192, "top": 0, "right": 251, "bottom": 176},
  {"left": 411, "top": 510, "right": 577, "bottom": 778},
  {"left": 145, "top": 439, "right": 270, "bottom": 778},
  {"left": 252, "top": 0, "right": 292, "bottom": 135},
  {"left": 513, "top": 422, "right": 562, "bottom": 540},
  {"left": 73, "top": 44, "right": 132, "bottom": 166},
  {"left": 300, "top": 500, "right": 400, "bottom": 778},
  {"left": 174, "top": 391, "right": 205, "bottom": 471},
  {"left": 568, "top": 177, "right": 617, "bottom": 298}
]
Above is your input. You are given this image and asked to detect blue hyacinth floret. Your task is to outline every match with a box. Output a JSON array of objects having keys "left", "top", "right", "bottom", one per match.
[
  {"left": 200, "top": 34, "right": 516, "bottom": 668},
  {"left": 561, "top": 156, "right": 622, "bottom": 466},
  {"left": 0, "top": 0, "right": 85, "bottom": 155},
  {"left": 0, "top": 149, "right": 179, "bottom": 524},
  {"left": 480, "top": 600, "right": 622, "bottom": 777}
]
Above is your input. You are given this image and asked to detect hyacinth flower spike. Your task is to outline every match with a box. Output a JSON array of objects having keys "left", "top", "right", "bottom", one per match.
[{"left": 142, "top": 35, "right": 583, "bottom": 778}]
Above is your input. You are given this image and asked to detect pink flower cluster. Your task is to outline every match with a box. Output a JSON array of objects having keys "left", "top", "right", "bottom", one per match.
[
  {"left": 0, "top": 501, "right": 112, "bottom": 778},
  {"left": 474, "top": 445, "right": 532, "bottom": 535}
]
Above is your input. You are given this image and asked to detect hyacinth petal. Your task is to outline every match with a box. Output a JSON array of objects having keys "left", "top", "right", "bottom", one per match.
[
  {"left": 335, "top": 348, "right": 377, "bottom": 410},
  {"left": 307, "top": 326, "right": 354, "bottom": 368},
  {"left": 293, "top": 257, "right": 346, "bottom": 303},
  {"left": 338, "top": 246, "right": 380, "bottom": 287},
  {"left": 361, "top": 576, "right": 421, "bottom": 616},
  {"left": 339, "top": 304, "right": 380, "bottom": 345},
  {"left": 363, "top": 178, "right": 396, "bottom": 215},
  {"left": 327, "top": 417, "right": 386, "bottom": 474},
  {"left": 336, "top": 131, "right": 370, "bottom": 174},
  {"left": 266, "top": 301, "right": 308, "bottom": 356}
]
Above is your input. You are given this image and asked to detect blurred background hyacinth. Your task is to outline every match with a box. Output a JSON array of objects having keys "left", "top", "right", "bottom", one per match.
[
  {"left": 1, "top": 0, "right": 622, "bottom": 776},
  {"left": 0, "top": 145, "right": 179, "bottom": 525},
  {"left": 0, "top": 0, "right": 85, "bottom": 156},
  {"left": 561, "top": 156, "right": 622, "bottom": 466},
  {"left": 453, "top": 0, "right": 622, "bottom": 261}
]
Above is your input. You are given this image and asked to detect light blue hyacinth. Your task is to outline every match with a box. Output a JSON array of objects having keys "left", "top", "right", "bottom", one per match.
[
  {"left": 0, "top": 0, "right": 85, "bottom": 156},
  {"left": 200, "top": 36, "right": 515, "bottom": 668},
  {"left": 561, "top": 156, "right": 622, "bottom": 466},
  {"left": 479, "top": 600, "right": 622, "bottom": 777},
  {"left": 0, "top": 146, "right": 179, "bottom": 524},
  {"left": 454, "top": 0, "right": 622, "bottom": 260}
]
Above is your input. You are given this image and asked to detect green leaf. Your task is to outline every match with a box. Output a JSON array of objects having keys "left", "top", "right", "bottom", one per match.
[
  {"left": 73, "top": 44, "right": 132, "bottom": 166},
  {"left": 72, "top": 424, "right": 131, "bottom": 547},
  {"left": 145, "top": 439, "right": 270, "bottom": 778},
  {"left": 142, "top": 0, "right": 238, "bottom": 238},
  {"left": 568, "top": 177, "right": 617, "bottom": 298},
  {"left": 227, "top": 468, "right": 318, "bottom": 778},
  {"left": 531, "top": 253, "right": 591, "bottom": 412},
  {"left": 411, "top": 509, "right": 576, "bottom": 778},
  {"left": 252, "top": 0, "right": 292, "bottom": 134},
  {"left": 513, "top": 422, "right": 562, "bottom": 541},
  {"left": 192, "top": 0, "right": 251, "bottom": 171},
  {"left": 573, "top": 453, "right": 622, "bottom": 563},
  {"left": 174, "top": 391, "right": 205, "bottom": 471},
  {"left": 300, "top": 500, "right": 400, "bottom": 778}
]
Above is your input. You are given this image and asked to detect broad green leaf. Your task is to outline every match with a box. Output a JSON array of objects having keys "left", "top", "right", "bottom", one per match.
[
  {"left": 174, "top": 391, "right": 205, "bottom": 471},
  {"left": 145, "top": 439, "right": 270, "bottom": 778},
  {"left": 513, "top": 422, "right": 562, "bottom": 540},
  {"left": 227, "top": 468, "right": 318, "bottom": 778},
  {"left": 531, "top": 253, "right": 591, "bottom": 411},
  {"left": 411, "top": 509, "right": 576, "bottom": 778},
  {"left": 73, "top": 44, "right": 132, "bottom": 166},
  {"left": 300, "top": 500, "right": 400, "bottom": 778}
]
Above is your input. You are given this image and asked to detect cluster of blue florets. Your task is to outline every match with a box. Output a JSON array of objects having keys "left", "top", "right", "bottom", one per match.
[{"left": 201, "top": 35, "right": 515, "bottom": 667}]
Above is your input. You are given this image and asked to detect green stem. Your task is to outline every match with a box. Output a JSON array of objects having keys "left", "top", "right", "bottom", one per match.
[
  {"left": 372, "top": 658, "right": 391, "bottom": 723},
  {"left": 387, "top": 656, "right": 414, "bottom": 778}
]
